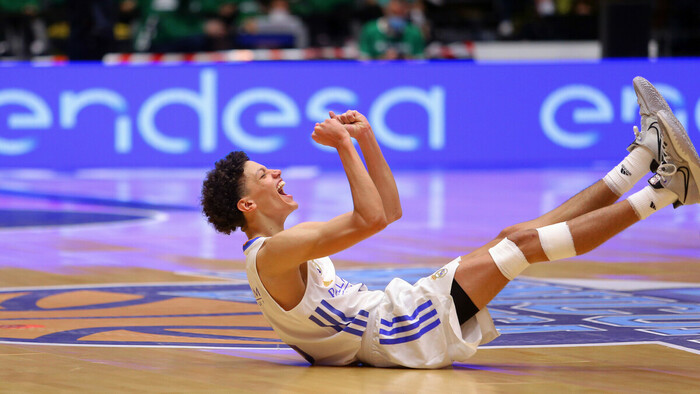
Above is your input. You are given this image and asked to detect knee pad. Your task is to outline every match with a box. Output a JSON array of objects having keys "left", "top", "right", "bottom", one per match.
[
  {"left": 488, "top": 238, "right": 529, "bottom": 281},
  {"left": 536, "top": 222, "right": 577, "bottom": 261}
]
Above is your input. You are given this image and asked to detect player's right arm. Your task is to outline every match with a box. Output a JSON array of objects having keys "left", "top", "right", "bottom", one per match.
[
  {"left": 256, "top": 118, "right": 387, "bottom": 277},
  {"left": 332, "top": 110, "right": 402, "bottom": 224}
]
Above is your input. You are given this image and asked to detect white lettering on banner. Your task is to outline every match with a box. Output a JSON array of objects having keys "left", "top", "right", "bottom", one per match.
[
  {"left": 222, "top": 87, "right": 299, "bottom": 153},
  {"left": 137, "top": 69, "right": 217, "bottom": 154},
  {"left": 3, "top": 68, "right": 699, "bottom": 157},
  {"left": 369, "top": 86, "right": 445, "bottom": 151},
  {"left": 0, "top": 89, "right": 52, "bottom": 155},
  {"left": 306, "top": 87, "right": 358, "bottom": 152},
  {"left": 695, "top": 98, "right": 700, "bottom": 136},
  {"left": 540, "top": 85, "right": 612, "bottom": 149},
  {"left": 59, "top": 89, "right": 131, "bottom": 152},
  {"left": 620, "top": 84, "right": 688, "bottom": 127}
]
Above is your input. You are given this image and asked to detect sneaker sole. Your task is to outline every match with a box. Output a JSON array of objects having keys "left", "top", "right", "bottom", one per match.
[
  {"left": 633, "top": 76, "right": 671, "bottom": 115},
  {"left": 658, "top": 110, "right": 700, "bottom": 201}
]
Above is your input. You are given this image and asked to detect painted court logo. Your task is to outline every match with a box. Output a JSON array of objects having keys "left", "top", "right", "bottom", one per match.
[
  {"left": 1, "top": 272, "right": 699, "bottom": 355},
  {"left": 0, "top": 283, "right": 283, "bottom": 348}
]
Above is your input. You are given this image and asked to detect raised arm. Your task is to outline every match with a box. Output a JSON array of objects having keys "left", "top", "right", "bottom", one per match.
[
  {"left": 256, "top": 117, "right": 387, "bottom": 276},
  {"left": 332, "top": 110, "right": 402, "bottom": 223}
]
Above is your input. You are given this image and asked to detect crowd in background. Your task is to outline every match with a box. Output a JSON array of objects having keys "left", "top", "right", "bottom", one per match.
[{"left": 0, "top": 0, "right": 698, "bottom": 61}]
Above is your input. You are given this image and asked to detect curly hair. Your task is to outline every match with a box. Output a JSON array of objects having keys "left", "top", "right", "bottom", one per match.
[{"left": 201, "top": 151, "right": 250, "bottom": 234}]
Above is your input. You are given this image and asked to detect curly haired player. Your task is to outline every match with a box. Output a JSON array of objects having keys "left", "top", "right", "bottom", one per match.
[{"left": 201, "top": 77, "right": 700, "bottom": 368}]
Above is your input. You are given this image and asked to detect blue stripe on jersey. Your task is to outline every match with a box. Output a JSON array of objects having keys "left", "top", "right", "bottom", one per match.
[
  {"left": 378, "top": 308, "right": 438, "bottom": 336},
  {"left": 350, "top": 318, "right": 367, "bottom": 328},
  {"left": 316, "top": 307, "right": 344, "bottom": 326},
  {"left": 308, "top": 301, "right": 368, "bottom": 337},
  {"left": 342, "top": 327, "right": 365, "bottom": 337},
  {"left": 309, "top": 315, "right": 342, "bottom": 332},
  {"left": 242, "top": 237, "right": 262, "bottom": 252},
  {"left": 321, "top": 300, "right": 351, "bottom": 322},
  {"left": 379, "top": 318, "right": 441, "bottom": 345},
  {"left": 380, "top": 300, "right": 433, "bottom": 327}
]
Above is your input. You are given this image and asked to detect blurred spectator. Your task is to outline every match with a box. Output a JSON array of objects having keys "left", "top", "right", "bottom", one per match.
[
  {"left": 66, "top": 0, "right": 117, "bottom": 60},
  {"left": 407, "top": 0, "right": 430, "bottom": 42},
  {"left": 354, "top": 0, "right": 383, "bottom": 26},
  {"left": 238, "top": 0, "right": 307, "bottom": 48},
  {"left": 132, "top": 0, "right": 239, "bottom": 53},
  {"left": 289, "top": 0, "right": 354, "bottom": 47},
  {"left": 0, "top": 0, "right": 48, "bottom": 59},
  {"left": 664, "top": 0, "right": 700, "bottom": 56},
  {"left": 500, "top": 0, "right": 597, "bottom": 41},
  {"left": 359, "top": 0, "right": 425, "bottom": 59}
]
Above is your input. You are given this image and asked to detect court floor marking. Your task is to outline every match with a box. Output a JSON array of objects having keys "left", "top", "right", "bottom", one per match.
[
  {"left": 2, "top": 278, "right": 699, "bottom": 355},
  {"left": 1, "top": 277, "right": 697, "bottom": 292},
  {"left": 0, "top": 281, "right": 239, "bottom": 292},
  {"left": 0, "top": 209, "right": 168, "bottom": 234},
  {"left": 483, "top": 340, "right": 700, "bottom": 356},
  {"left": 1, "top": 340, "right": 698, "bottom": 356}
]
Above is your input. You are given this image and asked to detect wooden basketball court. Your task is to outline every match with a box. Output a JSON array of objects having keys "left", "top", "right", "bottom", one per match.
[{"left": 1, "top": 168, "right": 699, "bottom": 392}]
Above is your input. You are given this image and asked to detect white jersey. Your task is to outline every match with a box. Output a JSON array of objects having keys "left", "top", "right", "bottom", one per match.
[
  {"left": 244, "top": 236, "right": 499, "bottom": 368},
  {"left": 244, "top": 237, "right": 384, "bottom": 365}
]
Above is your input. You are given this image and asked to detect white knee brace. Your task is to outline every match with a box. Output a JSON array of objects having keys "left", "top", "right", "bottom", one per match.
[
  {"left": 536, "top": 222, "right": 577, "bottom": 261},
  {"left": 488, "top": 238, "right": 529, "bottom": 281}
]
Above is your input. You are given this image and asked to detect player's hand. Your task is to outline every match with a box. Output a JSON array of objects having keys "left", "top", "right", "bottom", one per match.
[
  {"left": 329, "top": 110, "right": 372, "bottom": 139},
  {"left": 312, "top": 118, "right": 351, "bottom": 149}
]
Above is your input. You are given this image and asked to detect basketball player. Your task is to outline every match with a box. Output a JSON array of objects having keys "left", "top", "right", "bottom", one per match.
[{"left": 201, "top": 77, "right": 700, "bottom": 368}]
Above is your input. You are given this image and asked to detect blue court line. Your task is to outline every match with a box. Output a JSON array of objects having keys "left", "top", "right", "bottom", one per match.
[
  {"left": 1, "top": 312, "right": 263, "bottom": 320},
  {"left": 0, "top": 189, "right": 198, "bottom": 211},
  {"left": 0, "top": 209, "right": 148, "bottom": 228}
]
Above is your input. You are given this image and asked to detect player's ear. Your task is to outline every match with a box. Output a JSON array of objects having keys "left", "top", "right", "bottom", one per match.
[{"left": 237, "top": 198, "right": 256, "bottom": 213}]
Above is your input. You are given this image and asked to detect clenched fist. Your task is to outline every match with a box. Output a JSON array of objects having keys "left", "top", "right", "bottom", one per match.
[
  {"left": 311, "top": 118, "right": 351, "bottom": 149},
  {"left": 330, "top": 110, "right": 372, "bottom": 139}
]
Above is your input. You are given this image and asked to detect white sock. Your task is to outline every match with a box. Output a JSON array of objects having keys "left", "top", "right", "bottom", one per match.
[
  {"left": 627, "top": 185, "right": 677, "bottom": 219},
  {"left": 603, "top": 148, "right": 654, "bottom": 196}
]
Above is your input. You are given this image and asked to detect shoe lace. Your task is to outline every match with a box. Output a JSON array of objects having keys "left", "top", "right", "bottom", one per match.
[
  {"left": 633, "top": 125, "right": 641, "bottom": 140},
  {"left": 657, "top": 139, "right": 677, "bottom": 178},
  {"left": 657, "top": 162, "right": 677, "bottom": 177}
]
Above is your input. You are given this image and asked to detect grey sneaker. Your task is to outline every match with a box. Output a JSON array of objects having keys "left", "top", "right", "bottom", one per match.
[
  {"left": 649, "top": 109, "right": 700, "bottom": 207},
  {"left": 628, "top": 76, "right": 672, "bottom": 171}
]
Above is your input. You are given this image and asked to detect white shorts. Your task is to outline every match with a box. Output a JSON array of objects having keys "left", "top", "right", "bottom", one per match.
[{"left": 356, "top": 257, "right": 499, "bottom": 369}]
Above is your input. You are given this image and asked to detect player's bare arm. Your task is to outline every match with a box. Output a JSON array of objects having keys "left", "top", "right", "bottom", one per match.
[
  {"left": 256, "top": 117, "right": 387, "bottom": 278},
  {"left": 331, "top": 110, "right": 402, "bottom": 223}
]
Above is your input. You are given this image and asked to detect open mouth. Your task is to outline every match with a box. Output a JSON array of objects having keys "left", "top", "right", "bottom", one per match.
[{"left": 276, "top": 180, "right": 288, "bottom": 196}]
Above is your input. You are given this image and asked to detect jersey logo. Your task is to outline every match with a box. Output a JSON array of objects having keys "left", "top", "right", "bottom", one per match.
[
  {"left": 311, "top": 261, "right": 334, "bottom": 287},
  {"left": 431, "top": 268, "right": 448, "bottom": 280}
]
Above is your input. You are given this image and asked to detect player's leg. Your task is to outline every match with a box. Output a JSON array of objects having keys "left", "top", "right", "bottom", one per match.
[
  {"left": 471, "top": 76, "right": 671, "bottom": 256},
  {"left": 453, "top": 107, "right": 700, "bottom": 312}
]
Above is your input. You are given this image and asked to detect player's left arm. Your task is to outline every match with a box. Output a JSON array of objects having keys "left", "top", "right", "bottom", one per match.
[{"left": 331, "top": 110, "right": 402, "bottom": 223}]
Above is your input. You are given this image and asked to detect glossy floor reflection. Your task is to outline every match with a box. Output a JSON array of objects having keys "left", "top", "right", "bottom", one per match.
[
  {"left": 1, "top": 167, "right": 698, "bottom": 274},
  {"left": 0, "top": 167, "right": 699, "bottom": 391}
]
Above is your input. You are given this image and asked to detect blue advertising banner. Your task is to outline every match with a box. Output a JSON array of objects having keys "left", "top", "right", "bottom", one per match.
[{"left": 0, "top": 60, "right": 699, "bottom": 169}]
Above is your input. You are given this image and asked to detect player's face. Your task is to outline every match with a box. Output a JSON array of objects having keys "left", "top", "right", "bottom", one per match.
[{"left": 241, "top": 161, "right": 298, "bottom": 218}]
